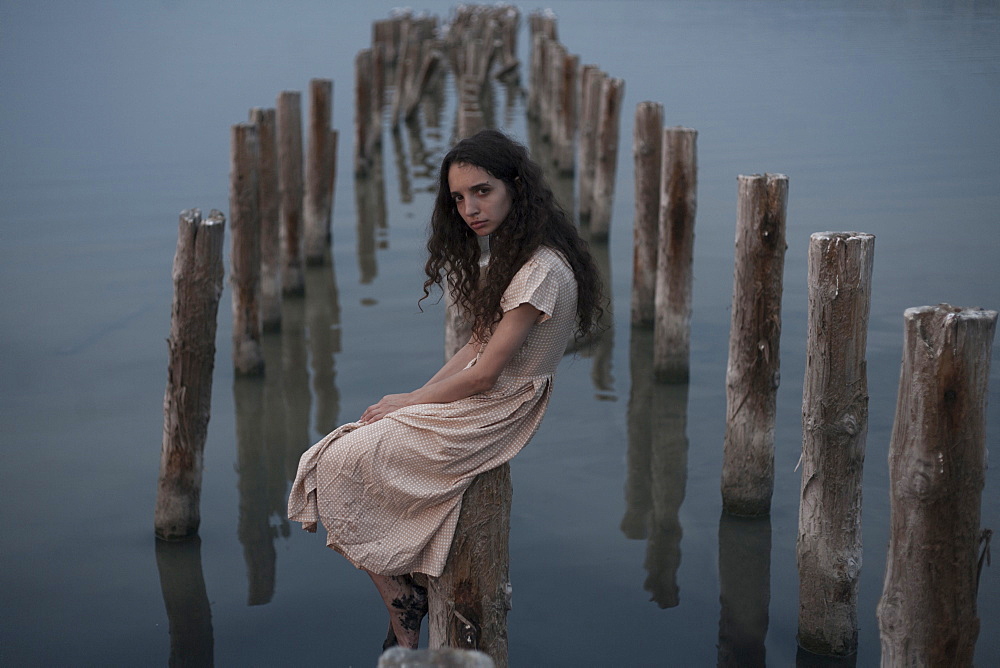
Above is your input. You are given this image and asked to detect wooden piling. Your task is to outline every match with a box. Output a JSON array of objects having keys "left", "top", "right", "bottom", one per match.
[
  {"left": 553, "top": 51, "right": 578, "bottom": 175},
  {"left": 721, "top": 173, "right": 788, "bottom": 516},
  {"left": 431, "top": 262, "right": 509, "bottom": 664},
  {"left": 250, "top": 107, "right": 281, "bottom": 332},
  {"left": 277, "top": 90, "right": 305, "bottom": 296},
  {"left": 587, "top": 76, "right": 624, "bottom": 240},
  {"left": 877, "top": 304, "right": 997, "bottom": 666},
  {"left": 630, "top": 102, "right": 663, "bottom": 328},
  {"left": 155, "top": 208, "right": 226, "bottom": 540},
  {"left": 230, "top": 122, "right": 265, "bottom": 376},
  {"left": 456, "top": 74, "right": 486, "bottom": 141},
  {"left": 428, "top": 465, "right": 511, "bottom": 667},
  {"left": 653, "top": 127, "right": 698, "bottom": 382},
  {"left": 304, "top": 78, "right": 334, "bottom": 264},
  {"left": 576, "top": 65, "right": 602, "bottom": 222},
  {"left": 797, "top": 232, "right": 875, "bottom": 656}
]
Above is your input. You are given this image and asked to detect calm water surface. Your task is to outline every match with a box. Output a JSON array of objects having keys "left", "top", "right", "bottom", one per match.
[{"left": 2, "top": 1, "right": 999, "bottom": 665}]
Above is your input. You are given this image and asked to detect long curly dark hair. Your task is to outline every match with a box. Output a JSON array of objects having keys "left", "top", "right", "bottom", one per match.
[{"left": 421, "top": 129, "right": 603, "bottom": 343}]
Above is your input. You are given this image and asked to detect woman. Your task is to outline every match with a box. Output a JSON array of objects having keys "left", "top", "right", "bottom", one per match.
[{"left": 287, "top": 129, "right": 603, "bottom": 650}]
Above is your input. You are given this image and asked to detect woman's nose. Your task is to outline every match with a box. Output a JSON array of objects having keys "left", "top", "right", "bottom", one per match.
[{"left": 462, "top": 199, "right": 479, "bottom": 218}]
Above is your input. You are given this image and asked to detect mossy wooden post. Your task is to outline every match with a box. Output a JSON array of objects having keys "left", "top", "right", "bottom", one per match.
[
  {"left": 721, "top": 173, "right": 788, "bottom": 516},
  {"left": 631, "top": 102, "right": 662, "bottom": 328},
  {"left": 797, "top": 232, "right": 875, "bottom": 657},
  {"left": 231, "top": 122, "right": 265, "bottom": 376},
  {"left": 250, "top": 107, "right": 281, "bottom": 332},
  {"left": 653, "top": 127, "right": 698, "bottom": 382},
  {"left": 588, "top": 76, "right": 624, "bottom": 241},
  {"left": 304, "top": 78, "right": 334, "bottom": 264},
  {"left": 155, "top": 209, "right": 226, "bottom": 540},
  {"left": 877, "top": 304, "right": 997, "bottom": 666},
  {"left": 277, "top": 90, "right": 305, "bottom": 296},
  {"left": 577, "top": 65, "right": 602, "bottom": 222}
]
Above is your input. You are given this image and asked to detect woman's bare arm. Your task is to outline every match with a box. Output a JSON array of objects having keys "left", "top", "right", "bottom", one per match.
[
  {"left": 359, "top": 303, "right": 541, "bottom": 424},
  {"left": 420, "top": 340, "right": 479, "bottom": 387}
]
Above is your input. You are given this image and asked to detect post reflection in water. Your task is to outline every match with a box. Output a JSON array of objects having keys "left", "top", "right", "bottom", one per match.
[
  {"left": 404, "top": 117, "right": 437, "bottom": 185},
  {"left": 305, "top": 249, "right": 341, "bottom": 436},
  {"left": 795, "top": 645, "right": 858, "bottom": 668},
  {"left": 622, "top": 327, "right": 689, "bottom": 608},
  {"left": 717, "top": 512, "right": 771, "bottom": 667},
  {"left": 587, "top": 240, "right": 615, "bottom": 400},
  {"left": 234, "top": 374, "right": 279, "bottom": 605},
  {"left": 155, "top": 537, "right": 213, "bottom": 666},
  {"left": 233, "top": 253, "right": 342, "bottom": 604},
  {"left": 355, "top": 133, "right": 387, "bottom": 286},
  {"left": 391, "top": 125, "right": 413, "bottom": 204}
]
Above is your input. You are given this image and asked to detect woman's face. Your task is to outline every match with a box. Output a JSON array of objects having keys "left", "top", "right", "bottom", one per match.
[{"left": 447, "top": 162, "right": 513, "bottom": 237}]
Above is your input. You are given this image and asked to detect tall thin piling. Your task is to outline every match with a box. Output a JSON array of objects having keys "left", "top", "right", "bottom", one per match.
[
  {"left": 652, "top": 127, "right": 697, "bottom": 382},
  {"left": 721, "top": 173, "right": 788, "bottom": 516},
  {"left": 877, "top": 304, "right": 997, "bottom": 666},
  {"left": 588, "top": 76, "right": 624, "bottom": 240},
  {"left": 230, "top": 122, "right": 265, "bottom": 376},
  {"left": 250, "top": 107, "right": 281, "bottom": 331},
  {"left": 797, "top": 232, "right": 875, "bottom": 656},
  {"left": 277, "top": 91, "right": 305, "bottom": 296},
  {"left": 576, "top": 65, "right": 602, "bottom": 222},
  {"left": 304, "top": 78, "right": 334, "bottom": 264},
  {"left": 155, "top": 209, "right": 226, "bottom": 540},
  {"left": 554, "top": 51, "right": 578, "bottom": 175},
  {"left": 631, "top": 102, "right": 662, "bottom": 328}
]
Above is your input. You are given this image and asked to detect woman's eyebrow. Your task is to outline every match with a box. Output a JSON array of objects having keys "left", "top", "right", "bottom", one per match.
[{"left": 450, "top": 181, "right": 491, "bottom": 196}]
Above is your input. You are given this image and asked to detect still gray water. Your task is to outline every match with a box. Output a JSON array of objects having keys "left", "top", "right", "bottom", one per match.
[{"left": 2, "top": 1, "right": 999, "bottom": 665}]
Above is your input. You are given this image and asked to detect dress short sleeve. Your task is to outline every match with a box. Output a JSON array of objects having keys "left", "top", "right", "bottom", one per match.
[{"left": 500, "top": 254, "right": 561, "bottom": 324}]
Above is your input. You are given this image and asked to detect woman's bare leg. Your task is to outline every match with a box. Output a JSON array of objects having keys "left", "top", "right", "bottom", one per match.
[{"left": 366, "top": 571, "right": 427, "bottom": 649}]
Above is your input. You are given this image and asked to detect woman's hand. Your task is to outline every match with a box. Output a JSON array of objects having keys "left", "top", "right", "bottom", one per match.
[{"left": 360, "top": 393, "right": 413, "bottom": 425}]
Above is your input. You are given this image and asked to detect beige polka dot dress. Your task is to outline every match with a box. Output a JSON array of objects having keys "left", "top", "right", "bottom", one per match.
[{"left": 287, "top": 247, "right": 578, "bottom": 577}]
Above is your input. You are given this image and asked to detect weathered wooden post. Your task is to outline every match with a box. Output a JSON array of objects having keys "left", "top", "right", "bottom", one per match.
[
  {"left": 721, "top": 173, "right": 788, "bottom": 516},
  {"left": 277, "top": 90, "right": 305, "bottom": 296},
  {"left": 877, "top": 304, "right": 997, "bottom": 666},
  {"left": 155, "top": 208, "right": 226, "bottom": 540},
  {"left": 455, "top": 74, "right": 485, "bottom": 141},
  {"left": 431, "top": 268, "right": 510, "bottom": 665},
  {"left": 631, "top": 101, "right": 663, "bottom": 328},
  {"left": 428, "top": 466, "right": 511, "bottom": 666},
  {"left": 797, "top": 232, "right": 875, "bottom": 657},
  {"left": 250, "top": 107, "right": 281, "bottom": 332},
  {"left": 652, "top": 127, "right": 698, "bottom": 383},
  {"left": 304, "top": 78, "right": 335, "bottom": 264},
  {"left": 230, "top": 122, "right": 265, "bottom": 376},
  {"left": 576, "top": 65, "right": 602, "bottom": 222},
  {"left": 554, "top": 51, "right": 578, "bottom": 175},
  {"left": 587, "top": 76, "right": 624, "bottom": 240}
]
